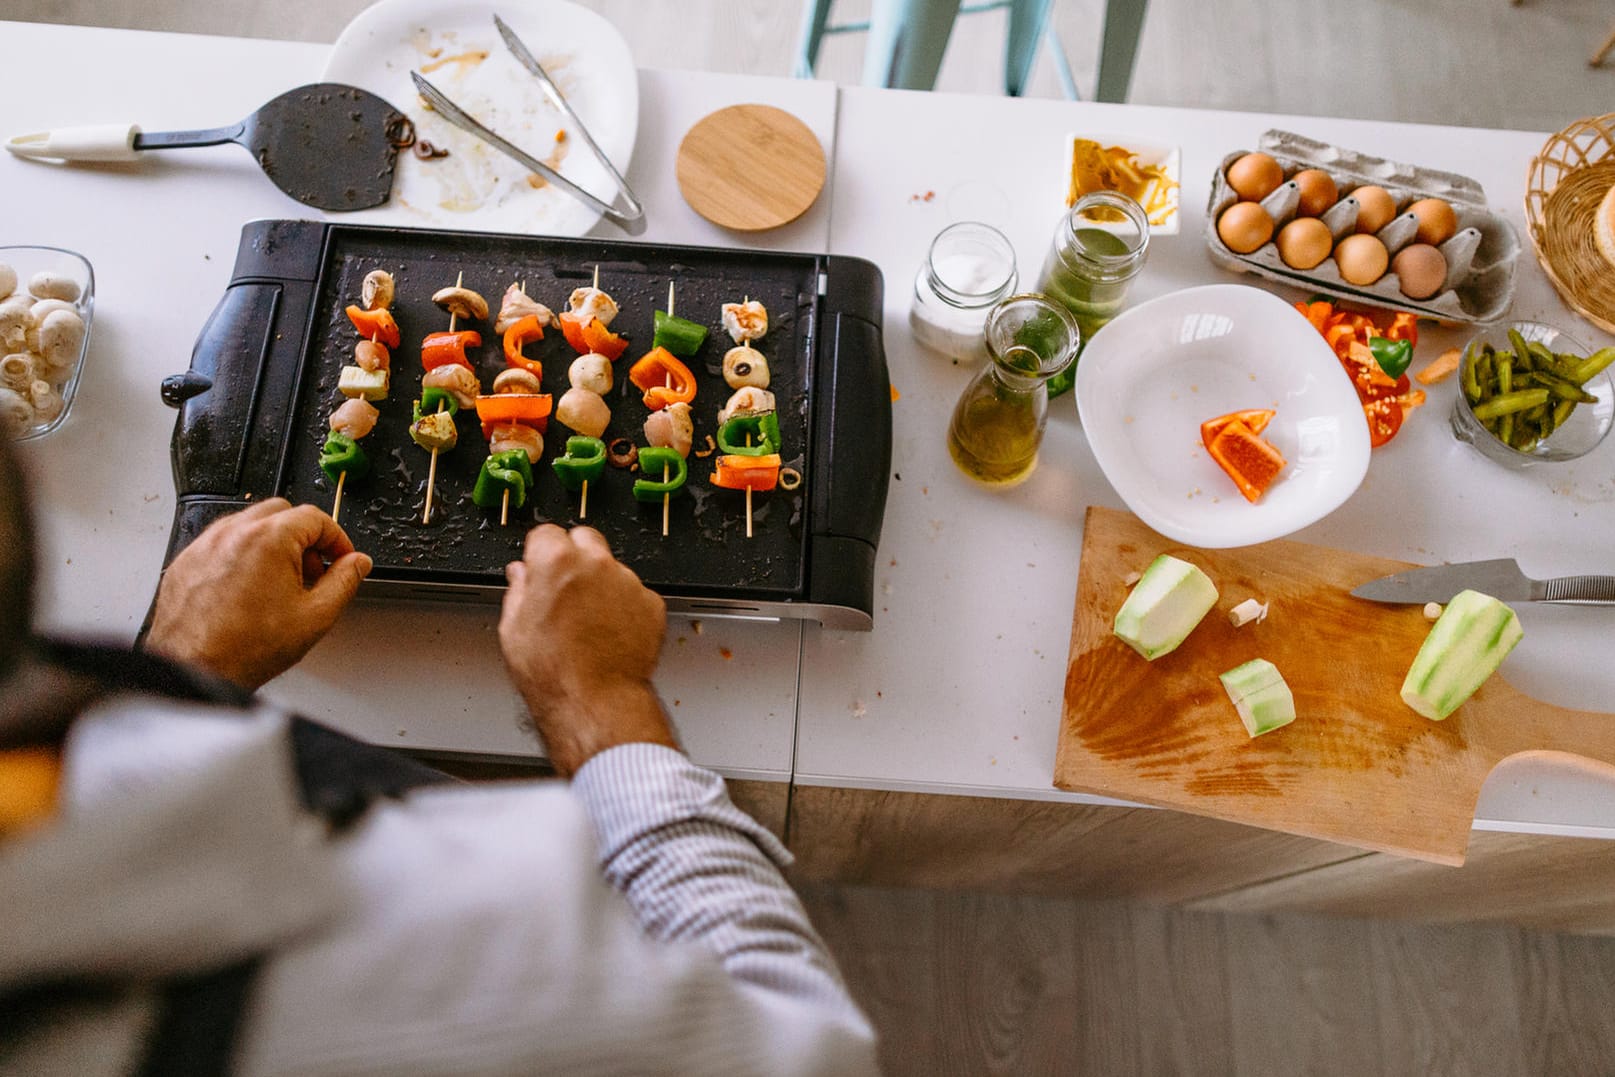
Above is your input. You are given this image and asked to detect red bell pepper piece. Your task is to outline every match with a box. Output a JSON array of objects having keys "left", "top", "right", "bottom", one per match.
[
  {"left": 421, "top": 330, "right": 481, "bottom": 372},
  {"left": 627, "top": 347, "right": 697, "bottom": 411},
  {"left": 559, "top": 311, "right": 628, "bottom": 361},
  {"left": 503, "top": 315, "right": 545, "bottom": 377},
  {"left": 1206, "top": 421, "right": 1286, "bottom": 503},
  {"left": 711, "top": 453, "right": 781, "bottom": 492},
  {"left": 346, "top": 305, "right": 401, "bottom": 349}
]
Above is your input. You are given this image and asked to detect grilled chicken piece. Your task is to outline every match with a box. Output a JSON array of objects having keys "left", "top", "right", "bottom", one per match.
[
  {"left": 643, "top": 401, "right": 693, "bottom": 458},
  {"left": 567, "top": 286, "right": 619, "bottom": 327},
  {"left": 422, "top": 363, "right": 482, "bottom": 409},
  {"left": 329, "top": 397, "right": 380, "bottom": 440},
  {"left": 721, "top": 300, "right": 767, "bottom": 343},
  {"left": 556, "top": 387, "right": 611, "bottom": 438},
  {"left": 489, "top": 421, "right": 544, "bottom": 463},
  {"left": 495, "top": 284, "right": 558, "bottom": 334}
]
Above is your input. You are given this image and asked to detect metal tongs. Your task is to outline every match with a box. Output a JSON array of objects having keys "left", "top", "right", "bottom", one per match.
[{"left": 411, "top": 14, "right": 645, "bottom": 234}]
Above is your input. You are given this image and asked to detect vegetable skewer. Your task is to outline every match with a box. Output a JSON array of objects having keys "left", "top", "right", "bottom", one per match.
[
  {"left": 326, "top": 270, "right": 397, "bottom": 524},
  {"left": 712, "top": 297, "right": 778, "bottom": 537}
]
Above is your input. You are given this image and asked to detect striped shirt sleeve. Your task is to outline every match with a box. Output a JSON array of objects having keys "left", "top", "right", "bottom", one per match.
[{"left": 569, "top": 743, "right": 873, "bottom": 1041}]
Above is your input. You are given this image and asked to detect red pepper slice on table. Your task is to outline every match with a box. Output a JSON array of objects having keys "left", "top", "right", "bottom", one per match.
[
  {"left": 503, "top": 315, "right": 545, "bottom": 377},
  {"left": 1294, "top": 300, "right": 1426, "bottom": 447},
  {"left": 474, "top": 393, "right": 552, "bottom": 439},
  {"left": 559, "top": 311, "right": 629, "bottom": 361},
  {"left": 1363, "top": 397, "right": 1404, "bottom": 448},
  {"left": 627, "top": 347, "right": 697, "bottom": 411},
  {"left": 421, "top": 330, "right": 481, "bottom": 372},
  {"left": 711, "top": 453, "right": 781, "bottom": 492},
  {"left": 345, "top": 305, "right": 401, "bottom": 349}
]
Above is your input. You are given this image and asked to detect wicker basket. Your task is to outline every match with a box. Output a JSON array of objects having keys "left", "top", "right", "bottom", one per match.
[{"left": 1525, "top": 113, "right": 1615, "bottom": 335}]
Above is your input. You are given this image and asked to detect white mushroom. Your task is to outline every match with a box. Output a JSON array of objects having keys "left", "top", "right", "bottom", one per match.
[
  {"left": 492, "top": 368, "right": 543, "bottom": 395},
  {"left": 1, "top": 354, "right": 34, "bottom": 392},
  {"left": 489, "top": 421, "right": 543, "bottom": 463},
  {"left": 721, "top": 300, "right": 768, "bottom": 343},
  {"left": 421, "top": 363, "right": 481, "bottom": 410},
  {"left": 354, "top": 339, "right": 390, "bottom": 372},
  {"left": 37, "top": 310, "right": 86, "bottom": 371},
  {"left": 0, "top": 387, "right": 33, "bottom": 437},
  {"left": 0, "top": 264, "right": 15, "bottom": 300},
  {"left": 567, "top": 286, "right": 619, "bottom": 327},
  {"left": 361, "top": 270, "right": 395, "bottom": 311},
  {"left": 644, "top": 401, "right": 693, "bottom": 458},
  {"left": 495, "top": 284, "right": 558, "bottom": 333},
  {"left": 0, "top": 296, "right": 30, "bottom": 352},
  {"left": 722, "top": 345, "right": 771, "bottom": 390},
  {"left": 432, "top": 284, "right": 488, "bottom": 322},
  {"left": 28, "top": 271, "right": 80, "bottom": 303},
  {"left": 718, "top": 386, "right": 776, "bottom": 425},
  {"left": 28, "top": 299, "right": 76, "bottom": 327},
  {"left": 329, "top": 397, "right": 380, "bottom": 440},
  {"left": 567, "top": 353, "right": 613, "bottom": 394},
  {"left": 555, "top": 387, "right": 611, "bottom": 438},
  {"left": 28, "top": 380, "right": 63, "bottom": 423}
]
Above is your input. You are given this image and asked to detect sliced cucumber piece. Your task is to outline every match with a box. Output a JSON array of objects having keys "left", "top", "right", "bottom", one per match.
[
  {"left": 1219, "top": 658, "right": 1296, "bottom": 737},
  {"left": 1113, "top": 554, "right": 1219, "bottom": 660},
  {"left": 1400, "top": 589, "right": 1522, "bottom": 720}
]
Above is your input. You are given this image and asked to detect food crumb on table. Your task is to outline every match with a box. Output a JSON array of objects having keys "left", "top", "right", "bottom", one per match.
[{"left": 718, "top": 647, "right": 732, "bottom": 660}]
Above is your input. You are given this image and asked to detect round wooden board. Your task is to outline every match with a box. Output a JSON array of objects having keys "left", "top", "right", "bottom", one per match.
[{"left": 676, "top": 104, "right": 826, "bottom": 232}]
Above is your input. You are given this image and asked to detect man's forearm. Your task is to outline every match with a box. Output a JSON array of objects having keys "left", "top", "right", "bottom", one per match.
[{"left": 570, "top": 743, "right": 865, "bottom": 1023}]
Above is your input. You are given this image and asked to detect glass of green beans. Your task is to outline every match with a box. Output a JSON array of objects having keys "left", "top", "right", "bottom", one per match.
[{"left": 1451, "top": 321, "right": 1615, "bottom": 466}]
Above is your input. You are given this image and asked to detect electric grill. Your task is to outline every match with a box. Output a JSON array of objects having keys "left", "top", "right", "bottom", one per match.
[{"left": 161, "top": 220, "right": 890, "bottom": 629}]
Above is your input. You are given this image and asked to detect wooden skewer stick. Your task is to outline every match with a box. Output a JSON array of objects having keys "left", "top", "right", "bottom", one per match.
[
  {"left": 332, "top": 468, "right": 347, "bottom": 524},
  {"left": 593, "top": 264, "right": 600, "bottom": 290},
  {"left": 422, "top": 271, "right": 463, "bottom": 525},
  {"left": 661, "top": 280, "right": 676, "bottom": 537},
  {"left": 501, "top": 487, "right": 510, "bottom": 527},
  {"left": 745, "top": 435, "right": 754, "bottom": 539},
  {"left": 580, "top": 479, "right": 589, "bottom": 520}
]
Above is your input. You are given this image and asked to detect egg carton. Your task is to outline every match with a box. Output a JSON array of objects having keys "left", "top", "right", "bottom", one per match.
[{"left": 1204, "top": 129, "right": 1519, "bottom": 324}]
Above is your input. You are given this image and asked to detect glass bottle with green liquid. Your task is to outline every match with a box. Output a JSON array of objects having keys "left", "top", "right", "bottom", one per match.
[
  {"left": 945, "top": 295, "right": 1081, "bottom": 487},
  {"left": 1037, "top": 190, "right": 1150, "bottom": 398}
]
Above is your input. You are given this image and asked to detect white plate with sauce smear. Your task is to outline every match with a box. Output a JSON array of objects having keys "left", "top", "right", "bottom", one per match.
[
  {"left": 324, "top": 0, "right": 638, "bottom": 236},
  {"left": 1075, "top": 284, "right": 1370, "bottom": 548}
]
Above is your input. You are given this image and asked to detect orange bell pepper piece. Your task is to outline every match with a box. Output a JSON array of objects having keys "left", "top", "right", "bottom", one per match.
[
  {"left": 346, "top": 305, "right": 401, "bottom": 349},
  {"left": 1200, "top": 408, "right": 1275, "bottom": 451},
  {"left": 474, "top": 393, "right": 553, "bottom": 439},
  {"left": 559, "top": 312, "right": 628, "bottom": 361},
  {"left": 421, "top": 330, "right": 481, "bottom": 371},
  {"left": 628, "top": 347, "right": 697, "bottom": 411},
  {"left": 711, "top": 453, "right": 781, "bottom": 491},
  {"left": 1207, "top": 420, "right": 1287, "bottom": 504},
  {"left": 503, "top": 315, "right": 545, "bottom": 377}
]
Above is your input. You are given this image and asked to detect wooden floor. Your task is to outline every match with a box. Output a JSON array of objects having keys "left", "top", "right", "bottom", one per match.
[
  {"left": 799, "top": 883, "right": 1615, "bottom": 1077},
  {"left": 12, "top": 0, "right": 1615, "bottom": 1072},
  {"left": 10, "top": 0, "right": 1615, "bottom": 130}
]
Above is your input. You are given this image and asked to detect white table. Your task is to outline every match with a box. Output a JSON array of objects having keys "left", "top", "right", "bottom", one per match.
[{"left": 7, "top": 20, "right": 1615, "bottom": 833}]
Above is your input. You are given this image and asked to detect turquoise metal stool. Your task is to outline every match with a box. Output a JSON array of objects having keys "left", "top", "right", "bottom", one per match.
[{"left": 795, "top": 0, "right": 1148, "bottom": 102}]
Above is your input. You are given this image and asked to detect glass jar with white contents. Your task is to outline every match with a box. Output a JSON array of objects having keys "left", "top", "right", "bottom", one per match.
[{"left": 909, "top": 222, "right": 1018, "bottom": 361}]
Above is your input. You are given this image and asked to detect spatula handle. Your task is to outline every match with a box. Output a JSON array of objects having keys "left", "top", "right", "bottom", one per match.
[
  {"left": 133, "top": 123, "right": 247, "bottom": 151},
  {"left": 1539, "top": 575, "right": 1615, "bottom": 604}
]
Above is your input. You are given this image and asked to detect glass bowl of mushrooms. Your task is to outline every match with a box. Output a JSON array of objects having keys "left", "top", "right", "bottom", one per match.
[{"left": 0, "top": 246, "right": 95, "bottom": 441}]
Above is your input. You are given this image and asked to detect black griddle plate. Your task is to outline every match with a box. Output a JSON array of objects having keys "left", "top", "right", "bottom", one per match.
[{"left": 283, "top": 230, "right": 815, "bottom": 598}]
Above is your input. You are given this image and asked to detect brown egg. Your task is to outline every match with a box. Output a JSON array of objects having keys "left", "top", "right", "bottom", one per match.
[
  {"left": 1335, "top": 234, "right": 1389, "bottom": 285},
  {"left": 1276, "top": 218, "right": 1333, "bottom": 270},
  {"left": 1391, "top": 243, "right": 1448, "bottom": 299},
  {"left": 1407, "top": 198, "right": 1458, "bottom": 246},
  {"left": 1226, "top": 152, "right": 1285, "bottom": 201},
  {"left": 1351, "top": 185, "right": 1398, "bottom": 234},
  {"left": 1217, "top": 202, "right": 1275, "bottom": 254},
  {"left": 1292, "top": 169, "right": 1339, "bottom": 217}
]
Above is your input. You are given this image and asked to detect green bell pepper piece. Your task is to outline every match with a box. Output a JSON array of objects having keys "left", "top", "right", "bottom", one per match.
[
  {"left": 472, "top": 449, "right": 534, "bottom": 509},
  {"left": 412, "top": 387, "right": 459, "bottom": 423},
  {"left": 716, "top": 412, "right": 780, "bottom": 456},
  {"left": 632, "top": 446, "right": 687, "bottom": 502},
  {"left": 652, "top": 309, "right": 708, "bottom": 358},
  {"left": 1368, "top": 336, "right": 1413, "bottom": 380},
  {"left": 551, "top": 436, "right": 607, "bottom": 491},
  {"left": 319, "top": 431, "right": 369, "bottom": 482}
]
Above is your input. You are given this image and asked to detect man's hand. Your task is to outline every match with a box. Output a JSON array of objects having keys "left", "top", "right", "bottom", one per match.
[
  {"left": 145, "top": 499, "right": 372, "bottom": 691},
  {"left": 499, "top": 524, "right": 678, "bottom": 777}
]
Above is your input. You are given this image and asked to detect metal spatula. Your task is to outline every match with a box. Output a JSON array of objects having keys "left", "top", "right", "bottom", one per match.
[{"left": 4, "top": 83, "right": 407, "bottom": 211}]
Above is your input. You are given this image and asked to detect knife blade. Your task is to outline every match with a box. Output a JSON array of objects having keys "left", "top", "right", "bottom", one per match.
[{"left": 1350, "top": 559, "right": 1615, "bottom": 605}]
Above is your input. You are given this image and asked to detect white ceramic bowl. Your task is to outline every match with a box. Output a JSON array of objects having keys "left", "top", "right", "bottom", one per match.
[{"left": 1074, "top": 284, "right": 1370, "bottom": 548}]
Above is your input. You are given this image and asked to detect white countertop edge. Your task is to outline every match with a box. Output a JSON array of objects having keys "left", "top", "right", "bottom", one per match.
[{"left": 1467, "top": 817, "right": 1615, "bottom": 842}]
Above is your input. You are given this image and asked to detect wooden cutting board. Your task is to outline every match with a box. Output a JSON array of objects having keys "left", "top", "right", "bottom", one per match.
[
  {"left": 675, "top": 104, "right": 826, "bottom": 231},
  {"left": 1054, "top": 507, "right": 1615, "bottom": 865}
]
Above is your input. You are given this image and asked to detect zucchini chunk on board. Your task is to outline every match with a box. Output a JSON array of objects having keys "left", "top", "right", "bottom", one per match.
[
  {"left": 1400, "top": 589, "right": 1523, "bottom": 720},
  {"left": 1219, "top": 658, "right": 1296, "bottom": 737},
  {"left": 1113, "top": 554, "right": 1219, "bottom": 660}
]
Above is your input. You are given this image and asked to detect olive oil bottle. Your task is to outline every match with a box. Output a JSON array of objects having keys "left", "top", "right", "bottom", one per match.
[{"left": 946, "top": 295, "right": 1080, "bottom": 486}]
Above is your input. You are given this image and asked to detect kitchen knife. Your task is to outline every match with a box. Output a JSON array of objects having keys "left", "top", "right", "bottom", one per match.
[{"left": 1350, "top": 559, "right": 1615, "bottom": 605}]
